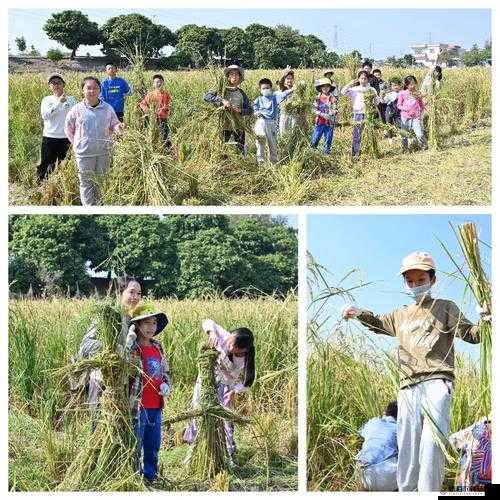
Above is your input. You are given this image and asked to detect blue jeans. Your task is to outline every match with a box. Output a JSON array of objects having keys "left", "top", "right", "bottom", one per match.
[
  {"left": 311, "top": 123, "right": 334, "bottom": 154},
  {"left": 352, "top": 113, "right": 365, "bottom": 157},
  {"left": 134, "top": 408, "right": 162, "bottom": 481},
  {"left": 401, "top": 117, "right": 427, "bottom": 150}
]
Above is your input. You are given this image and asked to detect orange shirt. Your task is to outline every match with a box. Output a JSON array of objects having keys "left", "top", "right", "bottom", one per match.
[{"left": 139, "top": 89, "right": 171, "bottom": 120}]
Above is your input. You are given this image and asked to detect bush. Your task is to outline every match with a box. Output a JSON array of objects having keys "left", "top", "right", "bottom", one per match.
[{"left": 46, "top": 48, "right": 64, "bottom": 62}]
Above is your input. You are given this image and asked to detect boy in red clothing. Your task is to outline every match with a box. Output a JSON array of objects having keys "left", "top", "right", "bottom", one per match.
[
  {"left": 139, "top": 74, "right": 172, "bottom": 146},
  {"left": 127, "top": 303, "right": 171, "bottom": 484}
]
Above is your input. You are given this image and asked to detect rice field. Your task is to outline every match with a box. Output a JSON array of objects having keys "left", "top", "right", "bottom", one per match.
[
  {"left": 8, "top": 296, "right": 298, "bottom": 491},
  {"left": 8, "top": 66, "right": 491, "bottom": 206}
]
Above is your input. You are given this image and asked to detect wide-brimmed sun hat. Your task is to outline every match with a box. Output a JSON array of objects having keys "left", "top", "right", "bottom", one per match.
[
  {"left": 315, "top": 77, "right": 333, "bottom": 92},
  {"left": 224, "top": 64, "right": 245, "bottom": 82},
  {"left": 130, "top": 303, "right": 169, "bottom": 336},
  {"left": 399, "top": 251, "right": 436, "bottom": 275}
]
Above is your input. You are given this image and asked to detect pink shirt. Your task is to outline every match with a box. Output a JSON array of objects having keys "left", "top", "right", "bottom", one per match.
[
  {"left": 397, "top": 90, "right": 425, "bottom": 120},
  {"left": 202, "top": 319, "right": 247, "bottom": 393},
  {"left": 64, "top": 99, "right": 121, "bottom": 157}
]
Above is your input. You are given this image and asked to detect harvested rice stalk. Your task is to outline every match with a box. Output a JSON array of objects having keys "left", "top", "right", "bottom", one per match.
[
  {"left": 359, "top": 90, "right": 381, "bottom": 159},
  {"left": 456, "top": 222, "right": 491, "bottom": 417},
  {"left": 56, "top": 303, "right": 144, "bottom": 491},
  {"left": 164, "top": 342, "right": 251, "bottom": 482}
]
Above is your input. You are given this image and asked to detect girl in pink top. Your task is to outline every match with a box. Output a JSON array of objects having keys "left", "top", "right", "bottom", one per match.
[
  {"left": 183, "top": 319, "right": 255, "bottom": 464},
  {"left": 397, "top": 76, "right": 427, "bottom": 151}
]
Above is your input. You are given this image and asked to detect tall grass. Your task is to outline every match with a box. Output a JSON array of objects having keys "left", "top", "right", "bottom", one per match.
[
  {"left": 8, "top": 67, "right": 491, "bottom": 205},
  {"left": 9, "top": 295, "right": 297, "bottom": 491}
]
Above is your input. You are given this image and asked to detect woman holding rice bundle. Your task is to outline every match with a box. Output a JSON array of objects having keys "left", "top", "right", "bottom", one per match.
[
  {"left": 184, "top": 318, "right": 256, "bottom": 465},
  {"left": 78, "top": 277, "right": 143, "bottom": 411}
]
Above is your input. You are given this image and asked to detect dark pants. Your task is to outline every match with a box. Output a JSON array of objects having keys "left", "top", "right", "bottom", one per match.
[
  {"left": 133, "top": 408, "right": 162, "bottom": 481},
  {"left": 378, "top": 103, "right": 387, "bottom": 124},
  {"left": 115, "top": 111, "right": 124, "bottom": 122},
  {"left": 311, "top": 123, "right": 334, "bottom": 154},
  {"left": 37, "top": 136, "right": 71, "bottom": 181},
  {"left": 223, "top": 130, "right": 245, "bottom": 153}
]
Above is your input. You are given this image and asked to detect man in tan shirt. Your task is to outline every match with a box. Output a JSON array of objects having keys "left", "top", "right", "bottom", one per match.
[{"left": 341, "top": 251, "right": 486, "bottom": 492}]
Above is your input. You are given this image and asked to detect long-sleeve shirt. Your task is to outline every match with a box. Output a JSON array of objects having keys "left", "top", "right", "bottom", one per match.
[
  {"left": 64, "top": 100, "right": 122, "bottom": 157},
  {"left": 357, "top": 297, "right": 480, "bottom": 388},
  {"left": 139, "top": 89, "right": 171, "bottom": 120},
  {"left": 357, "top": 416, "right": 398, "bottom": 466},
  {"left": 40, "top": 95, "right": 77, "bottom": 138},
  {"left": 253, "top": 89, "right": 292, "bottom": 121},
  {"left": 341, "top": 84, "right": 379, "bottom": 114},
  {"left": 204, "top": 87, "right": 252, "bottom": 131},
  {"left": 313, "top": 93, "right": 337, "bottom": 125},
  {"left": 100, "top": 77, "right": 132, "bottom": 113},
  {"left": 397, "top": 90, "right": 425, "bottom": 121},
  {"left": 202, "top": 318, "right": 248, "bottom": 393}
]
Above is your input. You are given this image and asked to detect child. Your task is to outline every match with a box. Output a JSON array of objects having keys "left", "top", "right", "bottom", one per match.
[
  {"left": 184, "top": 319, "right": 255, "bottom": 465},
  {"left": 397, "top": 76, "right": 427, "bottom": 151},
  {"left": 372, "top": 69, "right": 388, "bottom": 123},
  {"left": 277, "top": 67, "right": 297, "bottom": 136},
  {"left": 421, "top": 65, "right": 443, "bottom": 95},
  {"left": 253, "top": 77, "right": 294, "bottom": 164},
  {"left": 382, "top": 77, "right": 403, "bottom": 145},
  {"left": 311, "top": 78, "right": 337, "bottom": 155},
  {"left": 127, "top": 303, "right": 171, "bottom": 484},
  {"left": 341, "top": 70, "right": 380, "bottom": 158},
  {"left": 356, "top": 401, "right": 398, "bottom": 491},
  {"left": 100, "top": 63, "right": 133, "bottom": 122},
  {"left": 139, "top": 74, "right": 172, "bottom": 146},
  {"left": 38, "top": 73, "right": 76, "bottom": 182},
  {"left": 341, "top": 251, "right": 488, "bottom": 491},
  {"left": 204, "top": 64, "right": 252, "bottom": 153},
  {"left": 65, "top": 76, "right": 125, "bottom": 206}
]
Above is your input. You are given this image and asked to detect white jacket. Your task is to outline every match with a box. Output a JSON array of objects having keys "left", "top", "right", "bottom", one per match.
[{"left": 40, "top": 95, "right": 77, "bottom": 138}]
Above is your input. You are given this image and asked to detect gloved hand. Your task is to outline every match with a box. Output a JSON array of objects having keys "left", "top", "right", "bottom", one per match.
[
  {"left": 126, "top": 324, "right": 137, "bottom": 347},
  {"left": 340, "top": 303, "right": 362, "bottom": 319},
  {"left": 476, "top": 304, "right": 492, "bottom": 323},
  {"left": 159, "top": 382, "right": 170, "bottom": 397}
]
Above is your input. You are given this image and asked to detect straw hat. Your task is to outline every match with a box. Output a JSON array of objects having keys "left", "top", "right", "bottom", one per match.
[
  {"left": 130, "top": 303, "right": 168, "bottom": 336},
  {"left": 224, "top": 64, "right": 245, "bottom": 82},
  {"left": 315, "top": 77, "right": 333, "bottom": 92}
]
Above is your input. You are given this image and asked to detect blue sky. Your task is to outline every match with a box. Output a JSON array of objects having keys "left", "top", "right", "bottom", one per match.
[
  {"left": 9, "top": 9, "right": 491, "bottom": 59},
  {"left": 307, "top": 214, "right": 491, "bottom": 362}
]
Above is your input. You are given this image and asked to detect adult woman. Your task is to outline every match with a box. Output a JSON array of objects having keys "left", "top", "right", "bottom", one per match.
[{"left": 78, "top": 277, "right": 143, "bottom": 409}]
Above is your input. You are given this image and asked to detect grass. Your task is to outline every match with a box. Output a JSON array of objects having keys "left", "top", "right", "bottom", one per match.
[
  {"left": 8, "top": 66, "right": 491, "bottom": 206},
  {"left": 9, "top": 295, "right": 297, "bottom": 491}
]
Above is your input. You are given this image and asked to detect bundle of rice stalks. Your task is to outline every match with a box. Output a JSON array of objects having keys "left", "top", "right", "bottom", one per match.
[
  {"left": 56, "top": 303, "right": 144, "bottom": 491},
  {"left": 343, "top": 54, "right": 360, "bottom": 81},
  {"left": 455, "top": 222, "right": 491, "bottom": 417},
  {"left": 359, "top": 90, "right": 381, "bottom": 159},
  {"left": 164, "top": 342, "right": 250, "bottom": 483}
]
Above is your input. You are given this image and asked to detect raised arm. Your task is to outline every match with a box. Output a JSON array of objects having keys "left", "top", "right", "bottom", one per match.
[{"left": 447, "top": 301, "right": 480, "bottom": 344}]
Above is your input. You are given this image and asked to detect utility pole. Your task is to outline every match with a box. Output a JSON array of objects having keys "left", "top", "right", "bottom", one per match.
[{"left": 333, "top": 25, "right": 339, "bottom": 52}]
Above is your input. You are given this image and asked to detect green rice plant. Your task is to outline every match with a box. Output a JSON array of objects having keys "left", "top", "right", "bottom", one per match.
[{"left": 359, "top": 90, "right": 381, "bottom": 159}]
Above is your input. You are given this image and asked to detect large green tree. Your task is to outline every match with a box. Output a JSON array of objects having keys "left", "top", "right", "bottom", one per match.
[
  {"left": 174, "top": 24, "right": 222, "bottom": 67},
  {"left": 43, "top": 10, "right": 101, "bottom": 59},
  {"left": 100, "top": 14, "right": 175, "bottom": 58}
]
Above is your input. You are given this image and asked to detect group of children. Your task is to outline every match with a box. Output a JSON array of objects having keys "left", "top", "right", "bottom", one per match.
[
  {"left": 38, "top": 61, "right": 440, "bottom": 204},
  {"left": 341, "top": 250, "right": 490, "bottom": 492},
  {"left": 78, "top": 277, "right": 256, "bottom": 485},
  {"left": 39, "top": 64, "right": 172, "bottom": 205}
]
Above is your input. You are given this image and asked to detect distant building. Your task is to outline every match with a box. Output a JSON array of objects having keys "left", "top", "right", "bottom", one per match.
[{"left": 410, "top": 43, "right": 464, "bottom": 67}]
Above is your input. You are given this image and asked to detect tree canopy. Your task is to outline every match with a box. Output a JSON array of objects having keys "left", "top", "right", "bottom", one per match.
[
  {"left": 9, "top": 215, "right": 297, "bottom": 299},
  {"left": 43, "top": 10, "right": 101, "bottom": 59}
]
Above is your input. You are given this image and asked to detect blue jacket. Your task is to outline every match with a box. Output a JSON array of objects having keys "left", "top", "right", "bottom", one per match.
[
  {"left": 357, "top": 416, "right": 398, "bottom": 466},
  {"left": 100, "top": 77, "right": 131, "bottom": 113},
  {"left": 253, "top": 90, "right": 292, "bottom": 120}
]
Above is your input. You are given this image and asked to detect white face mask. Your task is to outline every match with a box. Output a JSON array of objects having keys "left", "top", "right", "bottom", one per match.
[
  {"left": 261, "top": 88, "right": 272, "bottom": 97},
  {"left": 405, "top": 283, "right": 432, "bottom": 302}
]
